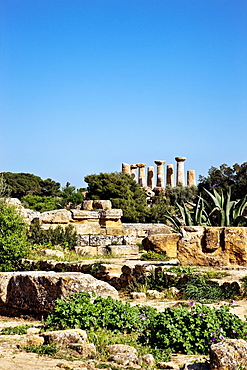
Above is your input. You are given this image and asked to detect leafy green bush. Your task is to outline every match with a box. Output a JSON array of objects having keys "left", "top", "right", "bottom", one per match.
[
  {"left": 28, "top": 220, "right": 78, "bottom": 250},
  {"left": 142, "top": 304, "right": 247, "bottom": 355},
  {"left": 45, "top": 292, "right": 157, "bottom": 333},
  {"left": 46, "top": 293, "right": 247, "bottom": 356},
  {"left": 0, "top": 200, "right": 29, "bottom": 271}
]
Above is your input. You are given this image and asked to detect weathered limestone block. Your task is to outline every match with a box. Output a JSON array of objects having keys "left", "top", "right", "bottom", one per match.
[
  {"left": 99, "top": 209, "right": 123, "bottom": 228},
  {"left": 42, "top": 329, "right": 88, "bottom": 346},
  {"left": 210, "top": 339, "right": 247, "bottom": 370},
  {"left": 130, "top": 292, "right": 146, "bottom": 299},
  {"left": 93, "top": 200, "right": 112, "bottom": 210},
  {"left": 39, "top": 209, "right": 72, "bottom": 224},
  {"left": 82, "top": 200, "right": 93, "bottom": 210},
  {"left": 41, "top": 249, "right": 64, "bottom": 259},
  {"left": 107, "top": 344, "right": 138, "bottom": 355},
  {"left": 108, "top": 245, "right": 139, "bottom": 255},
  {"left": 178, "top": 226, "right": 228, "bottom": 266},
  {"left": 142, "top": 234, "right": 180, "bottom": 258},
  {"left": 139, "top": 354, "right": 156, "bottom": 367},
  {"left": 20, "top": 208, "right": 41, "bottom": 223},
  {"left": 122, "top": 223, "right": 171, "bottom": 238},
  {"left": 99, "top": 264, "right": 123, "bottom": 274},
  {"left": 71, "top": 210, "right": 99, "bottom": 223},
  {"left": 0, "top": 271, "right": 118, "bottom": 315},
  {"left": 122, "top": 162, "right": 131, "bottom": 175},
  {"left": 89, "top": 235, "right": 123, "bottom": 246},
  {"left": 68, "top": 342, "right": 97, "bottom": 358},
  {"left": 224, "top": 227, "right": 247, "bottom": 266},
  {"left": 205, "top": 227, "right": 223, "bottom": 252},
  {"left": 157, "top": 362, "right": 180, "bottom": 370},
  {"left": 19, "top": 335, "right": 44, "bottom": 347},
  {"left": 74, "top": 246, "right": 98, "bottom": 256},
  {"left": 3, "top": 197, "right": 23, "bottom": 209},
  {"left": 77, "top": 235, "right": 90, "bottom": 246},
  {"left": 105, "top": 227, "right": 124, "bottom": 235},
  {"left": 74, "top": 223, "right": 101, "bottom": 235}
]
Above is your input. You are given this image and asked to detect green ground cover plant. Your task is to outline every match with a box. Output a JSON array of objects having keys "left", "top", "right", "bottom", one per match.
[
  {"left": 140, "top": 251, "right": 169, "bottom": 261},
  {"left": 45, "top": 292, "right": 247, "bottom": 357},
  {"left": 0, "top": 324, "right": 33, "bottom": 335}
]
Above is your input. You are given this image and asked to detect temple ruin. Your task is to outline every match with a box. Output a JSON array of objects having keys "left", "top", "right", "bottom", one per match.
[{"left": 122, "top": 157, "right": 196, "bottom": 189}]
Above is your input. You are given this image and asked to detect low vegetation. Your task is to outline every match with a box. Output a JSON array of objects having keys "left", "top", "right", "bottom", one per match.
[{"left": 44, "top": 292, "right": 247, "bottom": 357}]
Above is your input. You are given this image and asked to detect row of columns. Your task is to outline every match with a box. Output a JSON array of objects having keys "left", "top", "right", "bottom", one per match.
[{"left": 122, "top": 157, "right": 196, "bottom": 188}]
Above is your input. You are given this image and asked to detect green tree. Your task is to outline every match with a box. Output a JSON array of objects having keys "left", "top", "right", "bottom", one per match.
[
  {"left": 198, "top": 162, "right": 247, "bottom": 200},
  {"left": 0, "top": 172, "right": 61, "bottom": 199},
  {"left": 165, "top": 184, "right": 198, "bottom": 206},
  {"left": 21, "top": 195, "right": 58, "bottom": 212},
  {"left": 149, "top": 185, "right": 198, "bottom": 224},
  {"left": 0, "top": 201, "right": 29, "bottom": 271},
  {"left": 84, "top": 172, "right": 150, "bottom": 222},
  {"left": 59, "top": 183, "right": 84, "bottom": 209}
]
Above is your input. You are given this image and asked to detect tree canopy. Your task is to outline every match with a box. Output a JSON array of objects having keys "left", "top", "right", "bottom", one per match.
[
  {"left": 84, "top": 172, "right": 150, "bottom": 222},
  {"left": 1, "top": 172, "right": 61, "bottom": 199},
  {"left": 198, "top": 162, "right": 247, "bottom": 200}
]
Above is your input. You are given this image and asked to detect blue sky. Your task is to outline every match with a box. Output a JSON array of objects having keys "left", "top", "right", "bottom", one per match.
[{"left": 1, "top": 0, "right": 246, "bottom": 188}]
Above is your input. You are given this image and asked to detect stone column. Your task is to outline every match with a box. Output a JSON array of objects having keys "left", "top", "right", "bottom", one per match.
[
  {"left": 175, "top": 157, "right": 186, "bottom": 186},
  {"left": 136, "top": 163, "right": 146, "bottom": 187},
  {"left": 166, "top": 164, "right": 174, "bottom": 187},
  {"left": 122, "top": 163, "right": 130, "bottom": 175},
  {"left": 154, "top": 160, "right": 166, "bottom": 187},
  {"left": 130, "top": 164, "right": 138, "bottom": 181},
  {"left": 147, "top": 166, "right": 155, "bottom": 189},
  {"left": 187, "top": 170, "right": 196, "bottom": 186}
]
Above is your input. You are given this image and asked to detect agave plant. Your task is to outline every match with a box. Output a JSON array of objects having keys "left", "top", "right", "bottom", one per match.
[
  {"left": 164, "top": 187, "right": 247, "bottom": 230},
  {"left": 204, "top": 187, "right": 247, "bottom": 227}
]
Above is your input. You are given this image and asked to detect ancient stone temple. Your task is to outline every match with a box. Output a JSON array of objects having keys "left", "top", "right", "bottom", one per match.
[{"left": 122, "top": 157, "right": 196, "bottom": 190}]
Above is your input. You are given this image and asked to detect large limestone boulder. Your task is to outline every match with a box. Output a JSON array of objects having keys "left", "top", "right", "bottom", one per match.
[
  {"left": 142, "top": 234, "right": 181, "bottom": 258},
  {"left": 39, "top": 209, "right": 72, "bottom": 224},
  {"left": 210, "top": 339, "right": 247, "bottom": 369},
  {"left": 0, "top": 271, "right": 118, "bottom": 315},
  {"left": 42, "top": 329, "right": 88, "bottom": 346}
]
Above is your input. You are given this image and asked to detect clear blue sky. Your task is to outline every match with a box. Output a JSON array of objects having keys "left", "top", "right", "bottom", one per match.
[{"left": 1, "top": 0, "right": 246, "bottom": 188}]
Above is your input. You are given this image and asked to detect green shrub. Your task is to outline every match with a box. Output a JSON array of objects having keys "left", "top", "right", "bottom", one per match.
[
  {"left": 142, "top": 303, "right": 247, "bottom": 355},
  {"left": 45, "top": 293, "right": 247, "bottom": 356},
  {"left": 0, "top": 200, "right": 29, "bottom": 271},
  {"left": 45, "top": 292, "right": 157, "bottom": 333},
  {"left": 28, "top": 220, "right": 78, "bottom": 250},
  {"left": 178, "top": 274, "right": 238, "bottom": 303},
  {"left": 140, "top": 251, "right": 169, "bottom": 261}
]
